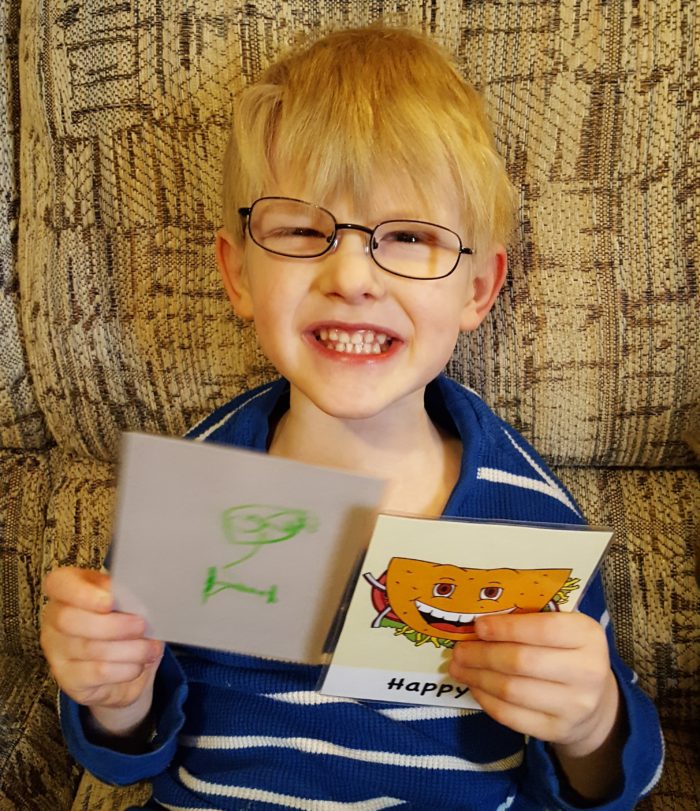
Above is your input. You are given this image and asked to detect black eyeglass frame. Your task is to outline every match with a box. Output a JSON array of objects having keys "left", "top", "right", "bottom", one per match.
[{"left": 237, "top": 196, "right": 474, "bottom": 281}]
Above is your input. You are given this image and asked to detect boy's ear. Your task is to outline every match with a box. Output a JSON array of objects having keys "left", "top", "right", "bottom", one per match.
[
  {"left": 215, "top": 229, "right": 254, "bottom": 320},
  {"left": 459, "top": 247, "right": 508, "bottom": 332}
]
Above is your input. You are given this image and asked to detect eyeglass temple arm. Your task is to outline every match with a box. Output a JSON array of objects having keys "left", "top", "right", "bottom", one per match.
[{"left": 237, "top": 207, "right": 252, "bottom": 237}]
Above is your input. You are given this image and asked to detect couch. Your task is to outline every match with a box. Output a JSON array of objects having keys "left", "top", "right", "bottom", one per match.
[{"left": 1, "top": 1, "right": 698, "bottom": 809}]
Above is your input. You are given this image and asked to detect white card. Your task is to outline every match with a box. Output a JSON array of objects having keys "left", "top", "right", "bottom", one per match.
[
  {"left": 110, "top": 432, "right": 385, "bottom": 663},
  {"left": 320, "top": 514, "right": 612, "bottom": 708}
]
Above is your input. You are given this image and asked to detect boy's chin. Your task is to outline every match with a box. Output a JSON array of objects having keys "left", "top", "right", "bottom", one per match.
[
  {"left": 319, "top": 402, "right": 389, "bottom": 422},
  {"left": 311, "top": 393, "right": 391, "bottom": 422},
  {"left": 294, "top": 382, "right": 425, "bottom": 424}
]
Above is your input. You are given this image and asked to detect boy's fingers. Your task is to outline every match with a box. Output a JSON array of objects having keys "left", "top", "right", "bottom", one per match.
[
  {"left": 61, "top": 636, "right": 163, "bottom": 666},
  {"left": 44, "top": 602, "right": 146, "bottom": 641},
  {"left": 55, "top": 659, "right": 148, "bottom": 693},
  {"left": 453, "top": 639, "right": 574, "bottom": 682},
  {"left": 43, "top": 567, "right": 113, "bottom": 613},
  {"left": 451, "top": 664, "right": 569, "bottom": 716},
  {"left": 474, "top": 612, "right": 599, "bottom": 648},
  {"left": 467, "top": 685, "right": 563, "bottom": 743}
]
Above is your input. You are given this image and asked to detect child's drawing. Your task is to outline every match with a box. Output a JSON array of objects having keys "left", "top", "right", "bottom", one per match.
[
  {"left": 203, "top": 505, "right": 318, "bottom": 603},
  {"left": 364, "top": 557, "right": 580, "bottom": 649}
]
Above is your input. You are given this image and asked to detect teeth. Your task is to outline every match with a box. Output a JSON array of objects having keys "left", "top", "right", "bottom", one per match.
[
  {"left": 315, "top": 328, "right": 392, "bottom": 355},
  {"left": 415, "top": 599, "right": 515, "bottom": 623}
]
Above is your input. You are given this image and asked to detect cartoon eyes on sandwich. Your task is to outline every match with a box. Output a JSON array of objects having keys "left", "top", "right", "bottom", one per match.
[
  {"left": 432, "top": 582, "right": 456, "bottom": 598},
  {"left": 431, "top": 583, "right": 504, "bottom": 600}
]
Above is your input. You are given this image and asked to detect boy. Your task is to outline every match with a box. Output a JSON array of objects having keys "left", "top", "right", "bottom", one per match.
[{"left": 40, "top": 26, "right": 663, "bottom": 810}]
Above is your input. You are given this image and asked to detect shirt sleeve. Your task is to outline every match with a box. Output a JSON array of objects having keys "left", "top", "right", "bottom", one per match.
[
  {"left": 522, "top": 573, "right": 664, "bottom": 809},
  {"left": 58, "top": 644, "right": 188, "bottom": 786}
]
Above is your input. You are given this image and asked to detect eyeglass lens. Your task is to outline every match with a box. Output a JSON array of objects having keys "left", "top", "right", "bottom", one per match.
[{"left": 247, "top": 198, "right": 463, "bottom": 279}]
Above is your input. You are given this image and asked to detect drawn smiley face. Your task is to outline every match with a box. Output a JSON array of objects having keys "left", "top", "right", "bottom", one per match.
[
  {"left": 221, "top": 505, "right": 317, "bottom": 546},
  {"left": 384, "top": 558, "right": 573, "bottom": 641}
]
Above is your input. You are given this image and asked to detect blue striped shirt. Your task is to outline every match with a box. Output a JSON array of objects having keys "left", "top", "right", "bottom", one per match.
[{"left": 60, "top": 375, "right": 664, "bottom": 810}]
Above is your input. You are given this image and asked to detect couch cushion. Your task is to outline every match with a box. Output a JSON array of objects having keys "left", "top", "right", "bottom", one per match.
[
  {"left": 556, "top": 466, "right": 700, "bottom": 725},
  {"left": 0, "top": 654, "right": 81, "bottom": 810},
  {"left": 637, "top": 723, "right": 700, "bottom": 811},
  {"left": 0, "top": 449, "right": 115, "bottom": 656},
  {"left": 0, "top": 450, "right": 51, "bottom": 655},
  {"left": 40, "top": 449, "right": 117, "bottom": 614},
  {"left": 0, "top": 0, "right": 48, "bottom": 449},
  {"left": 18, "top": 0, "right": 698, "bottom": 467},
  {"left": 71, "top": 774, "right": 151, "bottom": 811}
]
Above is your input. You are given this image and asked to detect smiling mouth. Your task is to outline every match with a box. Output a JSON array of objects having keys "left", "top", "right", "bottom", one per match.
[
  {"left": 313, "top": 327, "right": 394, "bottom": 355},
  {"left": 414, "top": 599, "right": 516, "bottom": 633}
]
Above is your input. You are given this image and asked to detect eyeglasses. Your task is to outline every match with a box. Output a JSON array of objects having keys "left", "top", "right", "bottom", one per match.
[{"left": 238, "top": 196, "right": 474, "bottom": 280}]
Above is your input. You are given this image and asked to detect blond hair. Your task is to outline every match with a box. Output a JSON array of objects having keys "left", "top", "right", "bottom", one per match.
[{"left": 223, "top": 26, "right": 517, "bottom": 257}]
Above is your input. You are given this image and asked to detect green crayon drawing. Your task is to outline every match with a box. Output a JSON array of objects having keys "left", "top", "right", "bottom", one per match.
[
  {"left": 202, "top": 505, "right": 318, "bottom": 603},
  {"left": 203, "top": 568, "right": 278, "bottom": 604}
]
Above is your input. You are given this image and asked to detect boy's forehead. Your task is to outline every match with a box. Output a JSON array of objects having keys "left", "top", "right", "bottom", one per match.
[{"left": 264, "top": 166, "right": 464, "bottom": 227}]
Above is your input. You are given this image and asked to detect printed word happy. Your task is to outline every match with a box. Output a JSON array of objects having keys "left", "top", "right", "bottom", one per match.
[{"left": 386, "top": 677, "right": 470, "bottom": 699}]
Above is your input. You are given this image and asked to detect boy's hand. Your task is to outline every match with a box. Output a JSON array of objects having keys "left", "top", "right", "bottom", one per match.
[
  {"left": 448, "top": 612, "right": 619, "bottom": 759},
  {"left": 40, "top": 567, "right": 164, "bottom": 714}
]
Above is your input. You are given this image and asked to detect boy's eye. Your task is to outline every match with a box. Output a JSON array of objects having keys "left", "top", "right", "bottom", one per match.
[
  {"left": 259, "top": 222, "right": 331, "bottom": 255},
  {"left": 269, "top": 226, "right": 326, "bottom": 239},
  {"left": 432, "top": 582, "right": 455, "bottom": 598},
  {"left": 383, "top": 229, "right": 435, "bottom": 246},
  {"left": 479, "top": 586, "right": 503, "bottom": 601}
]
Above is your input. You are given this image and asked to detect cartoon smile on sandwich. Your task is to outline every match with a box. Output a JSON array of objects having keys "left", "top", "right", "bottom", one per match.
[{"left": 364, "top": 558, "right": 580, "bottom": 648}]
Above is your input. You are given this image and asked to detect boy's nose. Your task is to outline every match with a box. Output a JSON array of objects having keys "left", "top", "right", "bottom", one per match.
[{"left": 316, "top": 230, "right": 386, "bottom": 302}]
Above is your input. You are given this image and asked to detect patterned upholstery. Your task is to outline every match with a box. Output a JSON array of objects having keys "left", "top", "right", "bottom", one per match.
[
  {"left": 1, "top": 1, "right": 698, "bottom": 809},
  {"left": 0, "top": 0, "right": 48, "bottom": 449}
]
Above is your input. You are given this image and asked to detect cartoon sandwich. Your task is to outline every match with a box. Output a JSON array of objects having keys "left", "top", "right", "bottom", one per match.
[{"left": 364, "top": 557, "right": 580, "bottom": 648}]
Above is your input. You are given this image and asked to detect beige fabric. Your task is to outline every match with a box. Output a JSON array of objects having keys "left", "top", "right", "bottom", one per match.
[
  {"left": 555, "top": 467, "right": 700, "bottom": 725},
  {"left": 0, "top": 0, "right": 48, "bottom": 449},
  {"left": 71, "top": 775, "right": 151, "bottom": 811},
  {"left": 0, "top": 450, "right": 51, "bottom": 655},
  {"left": 18, "top": 0, "right": 699, "bottom": 467},
  {"left": 635, "top": 724, "right": 700, "bottom": 811},
  {"left": 0, "top": 654, "right": 81, "bottom": 810},
  {"left": 41, "top": 451, "right": 117, "bottom": 575},
  {"left": 447, "top": 1, "right": 699, "bottom": 467}
]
